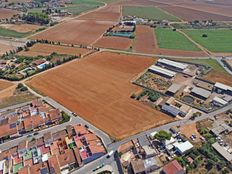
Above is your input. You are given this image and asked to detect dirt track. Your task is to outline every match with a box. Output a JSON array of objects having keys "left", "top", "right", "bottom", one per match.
[{"left": 27, "top": 52, "right": 173, "bottom": 139}]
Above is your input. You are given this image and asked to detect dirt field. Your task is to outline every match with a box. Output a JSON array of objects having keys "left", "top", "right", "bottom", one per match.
[
  {"left": 0, "top": 80, "right": 13, "bottom": 91},
  {"left": 204, "top": 70, "right": 232, "bottom": 87},
  {"left": 17, "top": 43, "right": 90, "bottom": 57},
  {"left": 180, "top": 122, "right": 201, "bottom": 144},
  {"left": 27, "top": 52, "right": 173, "bottom": 139},
  {"left": 0, "top": 38, "right": 26, "bottom": 55},
  {"left": 94, "top": 36, "right": 132, "bottom": 50},
  {"left": 0, "top": 24, "right": 41, "bottom": 33},
  {"left": 78, "top": 5, "right": 121, "bottom": 22},
  {"left": 0, "top": 8, "right": 19, "bottom": 20},
  {"left": 31, "top": 19, "right": 115, "bottom": 45},
  {"left": 159, "top": 5, "right": 232, "bottom": 21},
  {"left": 134, "top": 25, "right": 156, "bottom": 54}
]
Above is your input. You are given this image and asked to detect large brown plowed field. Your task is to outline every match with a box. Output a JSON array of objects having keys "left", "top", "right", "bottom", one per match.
[
  {"left": 30, "top": 20, "right": 115, "bottom": 45},
  {"left": 78, "top": 5, "right": 121, "bottom": 22},
  {"left": 93, "top": 36, "right": 132, "bottom": 50},
  {"left": 159, "top": 5, "right": 232, "bottom": 21},
  {"left": 134, "top": 25, "right": 156, "bottom": 54},
  {"left": 0, "top": 23, "right": 41, "bottom": 33},
  {"left": 0, "top": 80, "right": 13, "bottom": 91},
  {"left": 27, "top": 52, "right": 173, "bottom": 139},
  {"left": 0, "top": 8, "right": 19, "bottom": 20},
  {"left": 17, "top": 43, "right": 90, "bottom": 57}
]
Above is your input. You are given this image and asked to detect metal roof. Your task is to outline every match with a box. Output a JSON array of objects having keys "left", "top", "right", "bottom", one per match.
[
  {"left": 215, "top": 82, "right": 232, "bottom": 91},
  {"left": 158, "top": 59, "right": 188, "bottom": 70},
  {"left": 167, "top": 84, "right": 182, "bottom": 94},
  {"left": 212, "top": 142, "right": 232, "bottom": 162},
  {"left": 149, "top": 65, "right": 176, "bottom": 77},
  {"left": 213, "top": 96, "right": 228, "bottom": 105},
  {"left": 162, "top": 104, "right": 181, "bottom": 117},
  {"left": 191, "top": 87, "right": 211, "bottom": 99},
  {"left": 173, "top": 141, "right": 193, "bottom": 154}
]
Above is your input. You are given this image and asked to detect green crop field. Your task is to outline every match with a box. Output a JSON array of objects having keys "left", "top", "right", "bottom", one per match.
[
  {"left": 155, "top": 28, "right": 200, "bottom": 51},
  {"left": 59, "top": 0, "right": 104, "bottom": 15},
  {"left": 122, "top": 6, "right": 180, "bottom": 21},
  {"left": 0, "top": 27, "right": 30, "bottom": 38},
  {"left": 182, "top": 29, "right": 232, "bottom": 52}
]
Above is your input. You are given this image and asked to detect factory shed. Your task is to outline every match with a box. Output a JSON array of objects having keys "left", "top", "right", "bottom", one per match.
[
  {"left": 212, "top": 96, "right": 228, "bottom": 106},
  {"left": 157, "top": 58, "right": 188, "bottom": 71},
  {"left": 191, "top": 87, "right": 211, "bottom": 100},
  {"left": 166, "top": 84, "right": 182, "bottom": 95},
  {"left": 148, "top": 65, "right": 176, "bottom": 78}
]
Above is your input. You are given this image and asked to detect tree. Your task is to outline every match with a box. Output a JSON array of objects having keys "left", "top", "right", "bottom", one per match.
[
  {"left": 155, "top": 130, "right": 172, "bottom": 141},
  {"left": 202, "top": 33, "right": 208, "bottom": 38}
]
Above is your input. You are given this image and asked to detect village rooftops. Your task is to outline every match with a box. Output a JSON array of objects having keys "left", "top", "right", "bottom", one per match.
[{"left": 162, "top": 160, "right": 185, "bottom": 174}]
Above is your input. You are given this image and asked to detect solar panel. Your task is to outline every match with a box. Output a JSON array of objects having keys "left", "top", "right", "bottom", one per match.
[{"left": 9, "top": 123, "right": 16, "bottom": 129}]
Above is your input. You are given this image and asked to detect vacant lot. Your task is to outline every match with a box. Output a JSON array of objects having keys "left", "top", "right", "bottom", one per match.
[
  {"left": 134, "top": 25, "right": 156, "bottom": 54},
  {"left": 27, "top": 52, "right": 173, "bottom": 139},
  {"left": 31, "top": 20, "right": 114, "bottom": 45},
  {"left": 155, "top": 28, "right": 200, "bottom": 51},
  {"left": 0, "top": 8, "right": 19, "bottom": 20},
  {"left": 94, "top": 36, "right": 132, "bottom": 50},
  {"left": 17, "top": 43, "right": 90, "bottom": 57},
  {"left": 180, "top": 123, "right": 201, "bottom": 144},
  {"left": 183, "top": 29, "right": 232, "bottom": 52},
  {"left": 122, "top": 6, "right": 179, "bottom": 21},
  {"left": 0, "top": 24, "right": 41, "bottom": 33}
]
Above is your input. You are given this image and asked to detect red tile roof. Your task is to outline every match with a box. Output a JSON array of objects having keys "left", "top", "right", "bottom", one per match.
[
  {"left": 163, "top": 160, "right": 185, "bottom": 174},
  {"left": 18, "top": 166, "right": 30, "bottom": 174},
  {"left": 58, "top": 149, "right": 76, "bottom": 167},
  {"left": 48, "top": 155, "right": 61, "bottom": 174}
]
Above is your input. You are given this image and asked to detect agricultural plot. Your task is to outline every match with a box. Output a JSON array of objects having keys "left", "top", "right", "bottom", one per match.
[
  {"left": 182, "top": 29, "right": 232, "bottom": 52},
  {"left": 122, "top": 6, "right": 180, "bottom": 21},
  {"left": 159, "top": 6, "right": 232, "bottom": 21},
  {"left": 0, "top": 27, "right": 30, "bottom": 38},
  {"left": 93, "top": 36, "right": 132, "bottom": 50},
  {"left": 0, "top": 24, "right": 42, "bottom": 33},
  {"left": 155, "top": 28, "right": 200, "bottom": 51},
  {"left": 0, "top": 8, "right": 19, "bottom": 20},
  {"left": 134, "top": 25, "right": 156, "bottom": 54},
  {"left": 17, "top": 43, "right": 90, "bottom": 57},
  {"left": 27, "top": 52, "right": 173, "bottom": 139},
  {"left": 31, "top": 19, "right": 114, "bottom": 45},
  {"left": 78, "top": 4, "right": 121, "bottom": 22},
  {"left": 0, "top": 80, "right": 13, "bottom": 91}
]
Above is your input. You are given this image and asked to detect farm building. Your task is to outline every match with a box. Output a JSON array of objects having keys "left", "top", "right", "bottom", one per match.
[
  {"left": 214, "top": 82, "right": 232, "bottom": 95},
  {"left": 148, "top": 65, "right": 176, "bottom": 78},
  {"left": 161, "top": 104, "right": 186, "bottom": 117},
  {"left": 190, "top": 87, "right": 211, "bottom": 100},
  {"left": 212, "top": 142, "right": 232, "bottom": 162},
  {"left": 173, "top": 141, "right": 193, "bottom": 155},
  {"left": 166, "top": 84, "right": 182, "bottom": 95},
  {"left": 212, "top": 96, "right": 228, "bottom": 106},
  {"left": 157, "top": 59, "right": 188, "bottom": 71}
]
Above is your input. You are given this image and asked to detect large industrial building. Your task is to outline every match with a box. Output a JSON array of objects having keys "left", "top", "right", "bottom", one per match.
[
  {"left": 157, "top": 59, "right": 188, "bottom": 71},
  {"left": 148, "top": 65, "right": 176, "bottom": 78},
  {"left": 214, "top": 82, "right": 232, "bottom": 95}
]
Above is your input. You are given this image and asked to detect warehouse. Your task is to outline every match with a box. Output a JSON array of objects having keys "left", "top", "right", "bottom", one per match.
[
  {"left": 212, "top": 96, "right": 228, "bottom": 106},
  {"left": 173, "top": 141, "right": 193, "bottom": 155},
  {"left": 190, "top": 87, "right": 211, "bottom": 100},
  {"left": 166, "top": 84, "right": 182, "bottom": 96},
  {"left": 148, "top": 65, "right": 176, "bottom": 78},
  {"left": 214, "top": 82, "right": 232, "bottom": 95},
  {"left": 161, "top": 104, "right": 186, "bottom": 117},
  {"left": 157, "top": 59, "right": 188, "bottom": 71}
]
